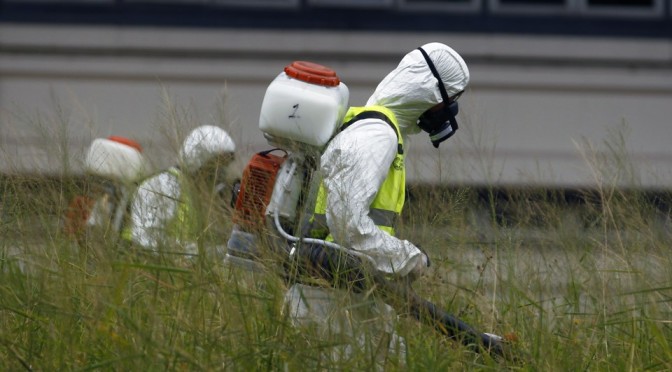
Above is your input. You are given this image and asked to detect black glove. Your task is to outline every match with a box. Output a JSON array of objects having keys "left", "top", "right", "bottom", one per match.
[{"left": 416, "top": 244, "right": 431, "bottom": 268}]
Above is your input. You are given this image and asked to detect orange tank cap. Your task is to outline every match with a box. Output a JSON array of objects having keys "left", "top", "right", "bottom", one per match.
[
  {"left": 108, "top": 136, "right": 143, "bottom": 152},
  {"left": 284, "top": 61, "right": 340, "bottom": 87}
]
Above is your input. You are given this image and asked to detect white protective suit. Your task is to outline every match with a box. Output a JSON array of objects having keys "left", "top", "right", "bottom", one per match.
[
  {"left": 319, "top": 42, "right": 470, "bottom": 275},
  {"left": 127, "top": 125, "right": 236, "bottom": 252},
  {"left": 284, "top": 42, "right": 470, "bottom": 363}
]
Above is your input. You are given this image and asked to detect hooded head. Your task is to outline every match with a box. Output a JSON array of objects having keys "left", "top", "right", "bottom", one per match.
[
  {"left": 178, "top": 125, "right": 236, "bottom": 172},
  {"left": 366, "top": 42, "right": 470, "bottom": 146}
]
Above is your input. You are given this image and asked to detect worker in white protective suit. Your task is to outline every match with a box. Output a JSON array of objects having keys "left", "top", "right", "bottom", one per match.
[
  {"left": 284, "top": 42, "right": 470, "bottom": 364},
  {"left": 123, "top": 125, "right": 236, "bottom": 259}
]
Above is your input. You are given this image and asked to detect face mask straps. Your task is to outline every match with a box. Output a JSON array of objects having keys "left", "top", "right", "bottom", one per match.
[
  {"left": 420, "top": 101, "right": 459, "bottom": 147},
  {"left": 416, "top": 47, "right": 461, "bottom": 148}
]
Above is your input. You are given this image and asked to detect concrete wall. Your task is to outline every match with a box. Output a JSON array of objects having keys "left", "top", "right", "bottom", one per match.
[{"left": 2, "top": 24, "right": 671, "bottom": 188}]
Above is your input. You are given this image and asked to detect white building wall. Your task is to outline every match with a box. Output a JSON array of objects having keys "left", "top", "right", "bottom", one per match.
[{"left": 1, "top": 24, "right": 671, "bottom": 188}]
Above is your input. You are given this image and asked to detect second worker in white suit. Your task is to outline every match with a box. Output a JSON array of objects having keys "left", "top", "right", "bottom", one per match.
[{"left": 124, "top": 125, "right": 236, "bottom": 259}]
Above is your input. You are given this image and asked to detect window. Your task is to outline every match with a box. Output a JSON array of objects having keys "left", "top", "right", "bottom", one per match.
[
  {"left": 489, "top": 0, "right": 572, "bottom": 15},
  {"left": 307, "top": 0, "right": 394, "bottom": 8},
  {"left": 123, "top": 0, "right": 299, "bottom": 7},
  {"left": 588, "top": 0, "right": 655, "bottom": 6},
  {"left": 578, "top": 0, "right": 664, "bottom": 17},
  {"left": 212, "top": 0, "right": 299, "bottom": 7},
  {"left": 4, "top": 0, "right": 113, "bottom": 3},
  {"left": 123, "top": 0, "right": 208, "bottom": 3},
  {"left": 498, "top": 0, "right": 566, "bottom": 4},
  {"left": 399, "top": 0, "right": 481, "bottom": 13}
]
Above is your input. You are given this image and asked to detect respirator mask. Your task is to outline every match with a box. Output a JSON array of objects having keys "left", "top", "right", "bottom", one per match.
[{"left": 416, "top": 47, "right": 463, "bottom": 148}]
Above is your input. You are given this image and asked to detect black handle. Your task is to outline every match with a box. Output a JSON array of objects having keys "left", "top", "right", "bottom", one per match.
[{"left": 368, "top": 270, "right": 509, "bottom": 359}]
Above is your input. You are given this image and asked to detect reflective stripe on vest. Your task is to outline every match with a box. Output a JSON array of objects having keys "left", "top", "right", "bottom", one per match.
[{"left": 309, "top": 105, "right": 405, "bottom": 239}]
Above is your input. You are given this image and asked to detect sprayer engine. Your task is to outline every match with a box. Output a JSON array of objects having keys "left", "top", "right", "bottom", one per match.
[
  {"left": 233, "top": 149, "right": 286, "bottom": 232},
  {"left": 232, "top": 147, "right": 306, "bottom": 229},
  {"left": 228, "top": 149, "right": 310, "bottom": 262}
]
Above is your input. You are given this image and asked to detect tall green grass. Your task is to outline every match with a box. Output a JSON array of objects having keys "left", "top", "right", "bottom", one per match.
[{"left": 2, "top": 103, "right": 672, "bottom": 371}]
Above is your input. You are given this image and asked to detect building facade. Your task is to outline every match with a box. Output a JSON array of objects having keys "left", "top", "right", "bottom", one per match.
[{"left": 1, "top": 0, "right": 671, "bottom": 188}]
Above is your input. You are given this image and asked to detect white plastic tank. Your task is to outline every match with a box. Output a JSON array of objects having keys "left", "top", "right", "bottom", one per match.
[
  {"left": 259, "top": 61, "right": 349, "bottom": 147},
  {"left": 84, "top": 136, "right": 149, "bottom": 183}
]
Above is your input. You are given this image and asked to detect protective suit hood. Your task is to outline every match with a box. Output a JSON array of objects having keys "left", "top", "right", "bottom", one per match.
[
  {"left": 178, "top": 125, "right": 236, "bottom": 171},
  {"left": 366, "top": 42, "right": 470, "bottom": 136}
]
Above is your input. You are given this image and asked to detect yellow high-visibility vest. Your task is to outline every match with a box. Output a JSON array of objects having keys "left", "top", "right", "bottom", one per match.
[
  {"left": 310, "top": 105, "right": 405, "bottom": 240},
  {"left": 165, "top": 167, "right": 200, "bottom": 244}
]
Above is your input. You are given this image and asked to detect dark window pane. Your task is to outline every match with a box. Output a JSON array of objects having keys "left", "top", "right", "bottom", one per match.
[
  {"left": 404, "top": 0, "right": 472, "bottom": 3},
  {"left": 4, "top": 0, "right": 113, "bottom": 2},
  {"left": 125, "top": 0, "right": 208, "bottom": 3},
  {"left": 308, "top": 0, "right": 393, "bottom": 5},
  {"left": 499, "top": 0, "right": 566, "bottom": 4},
  {"left": 588, "top": 0, "right": 654, "bottom": 6}
]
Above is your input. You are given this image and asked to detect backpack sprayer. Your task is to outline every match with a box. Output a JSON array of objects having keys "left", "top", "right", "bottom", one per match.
[
  {"left": 226, "top": 61, "right": 516, "bottom": 361},
  {"left": 65, "top": 136, "right": 148, "bottom": 241},
  {"left": 226, "top": 61, "right": 363, "bottom": 268}
]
